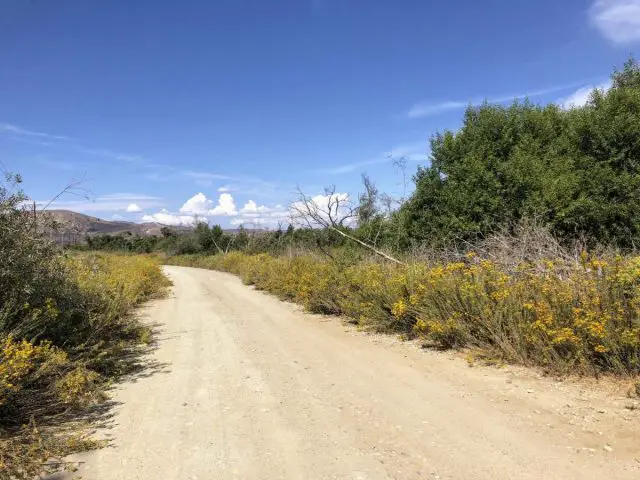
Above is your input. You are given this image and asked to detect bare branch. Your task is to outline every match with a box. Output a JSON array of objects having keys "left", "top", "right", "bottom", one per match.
[{"left": 290, "top": 185, "right": 404, "bottom": 265}]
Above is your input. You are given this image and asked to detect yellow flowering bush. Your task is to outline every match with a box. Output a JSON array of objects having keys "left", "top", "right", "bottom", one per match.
[
  {"left": 1, "top": 253, "right": 170, "bottom": 478},
  {"left": 168, "top": 252, "right": 640, "bottom": 374},
  {"left": 0, "top": 337, "right": 66, "bottom": 408}
]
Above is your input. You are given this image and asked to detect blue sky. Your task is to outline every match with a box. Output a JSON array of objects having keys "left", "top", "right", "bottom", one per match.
[{"left": 1, "top": 0, "right": 639, "bottom": 227}]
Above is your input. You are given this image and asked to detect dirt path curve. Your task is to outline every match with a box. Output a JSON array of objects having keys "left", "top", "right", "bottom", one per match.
[{"left": 68, "top": 265, "right": 639, "bottom": 480}]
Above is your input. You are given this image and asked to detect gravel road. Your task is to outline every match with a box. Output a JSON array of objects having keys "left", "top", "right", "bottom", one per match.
[{"left": 66, "top": 265, "right": 640, "bottom": 479}]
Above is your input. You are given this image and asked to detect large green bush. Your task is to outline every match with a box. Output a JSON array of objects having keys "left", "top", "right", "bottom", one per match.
[{"left": 397, "top": 59, "right": 640, "bottom": 248}]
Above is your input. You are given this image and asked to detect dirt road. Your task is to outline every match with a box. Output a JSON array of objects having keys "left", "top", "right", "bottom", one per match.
[{"left": 68, "top": 266, "right": 639, "bottom": 479}]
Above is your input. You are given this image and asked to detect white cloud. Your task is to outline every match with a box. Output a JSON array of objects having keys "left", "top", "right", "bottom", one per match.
[
  {"left": 126, "top": 203, "right": 143, "bottom": 213},
  {"left": 142, "top": 209, "right": 196, "bottom": 226},
  {"left": 0, "top": 122, "right": 72, "bottom": 141},
  {"left": 218, "top": 185, "right": 233, "bottom": 192},
  {"left": 39, "top": 193, "right": 163, "bottom": 213},
  {"left": 209, "top": 193, "right": 238, "bottom": 216},
  {"left": 0, "top": 121, "right": 148, "bottom": 166},
  {"left": 590, "top": 0, "right": 640, "bottom": 44},
  {"left": 182, "top": 170, "right": 236, "bottom": 181},
  {"left": 111, "top": 214, "right": 126, "bottom": 221},
  {"left": 559, "top": 81, "right": 612, "bottom": 108},
  {"left": 407, "top": 101, "right": 468, "bottom": 119},
  {"left": 386, "top": 142, "right": 429, "bottom": 162},
  {"left": 179, "top": 193, "right": 214, "bottom": 215},
  {"left": 76, "top": 147, "right": 142, "bottom": 163},
  {"left": 321, "top": 141, "right": 428, "bottom": 175},
  {"left": 322, "top": 157, "right": 392, "bottom": 175},
  {"left": 178, "top": 192, "right": 240, "bottom": 217},
  {"left": 101, "top": 193, "right": 161, "bottom": 201},
  {"left": 406, "top": 81, "right": 592, "bottom": 119},
  {"left": 241, "top": 200, "right": 271, "bottom": 214}
]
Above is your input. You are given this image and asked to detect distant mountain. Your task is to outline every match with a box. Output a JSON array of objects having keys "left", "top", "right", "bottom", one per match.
[{"left": 43, "top": 210, "right": 189, "bottom": 237}]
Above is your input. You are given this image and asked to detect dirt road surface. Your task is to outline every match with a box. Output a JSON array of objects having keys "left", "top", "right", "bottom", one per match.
[{"left": 66, "top": 266, "right": 639, "bottom": 479}]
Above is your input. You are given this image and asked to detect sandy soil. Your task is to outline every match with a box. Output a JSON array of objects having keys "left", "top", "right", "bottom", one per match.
[{"left": 63, "top": 265, "right": 640, "bottom": 479}]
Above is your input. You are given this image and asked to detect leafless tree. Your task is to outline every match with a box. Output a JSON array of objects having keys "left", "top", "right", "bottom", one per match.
[
  {"left": 39, "top": 173, "right": 91, "bottom": 213},
  {"left": 290, "top": 185, "right": 404, "bottom": 265},
  {"left": 392, "top": 155, "right": 409, "bottom": 205},
  {"left": 290, "top": 185, "right": 356, "bottom": 228}
]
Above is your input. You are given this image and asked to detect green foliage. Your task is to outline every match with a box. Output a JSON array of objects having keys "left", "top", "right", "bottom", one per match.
[
  {"left": 86, "top": 233, "right": 161, "bottom": 253},
  {"left": 397, "top": 58, "right": 640, "bottom": 248}
]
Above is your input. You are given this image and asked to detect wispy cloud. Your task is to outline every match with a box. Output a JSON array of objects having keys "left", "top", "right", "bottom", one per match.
[
  {"left": 0, "top": 123, "right": 73, "bottom": 141},
  {"left": 180, "top": 170, "right": 285, "bottom": 199},
  {"left": 406, "top": 81, "right": 593, "bottom": 119},
  {"left": 100, "top": 193, "right": 162, "bottom": 201},
  {"left": 320, "top": 141, "right": 429, "bottom": 175},
  {"left": 75, "top": 147, "right": 143, "bottom": 163},
  {"left": 1, "top": 120, "right": 147, "bottom": 168},
  {"left": 40, "top": 193, "right": 163, "bottom": 213},
  {"left": 321, "top": 157, "right": 392, "bottom": 175},
  {"left": 590, "top": 0, "right": 640, "bottom": 45},
  {"left": 182, "top": 170, "right": 237, "bottom": 181}
]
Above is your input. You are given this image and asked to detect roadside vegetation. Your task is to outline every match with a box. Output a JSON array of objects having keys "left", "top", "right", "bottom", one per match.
[
  {"left": 82, "top": 60, "right": 640, "bottom": 375},
  {"left": 162, "top": 60, "right": 640, "bottom": 377},
  {"left": 167, "top": 236, "right": 640, "bottom": 375},
  {"left": 0, "top": 173, "right": 170, "bottom": 479},
  {"left": 5, "top": 57, "right": 638, "bottom": 477}
]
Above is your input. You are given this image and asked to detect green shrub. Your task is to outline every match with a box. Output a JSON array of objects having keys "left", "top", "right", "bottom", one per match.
[{"left": 0, "top": 173, "right": 170, "bottom": 478}]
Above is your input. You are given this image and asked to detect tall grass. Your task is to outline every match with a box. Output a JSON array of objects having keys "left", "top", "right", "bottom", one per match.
[{"left": 167, "top": 250, "right": 640, "bottom": 376}]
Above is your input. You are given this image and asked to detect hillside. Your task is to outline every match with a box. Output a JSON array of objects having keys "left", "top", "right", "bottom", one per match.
[{"left": 44, "top": 210, "right": 184, "bottom": 236}]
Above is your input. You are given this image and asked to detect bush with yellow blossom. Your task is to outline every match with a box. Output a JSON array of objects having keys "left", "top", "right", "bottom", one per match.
[{"left": 168, "top": 252, "right": 640, "bottom": 374}]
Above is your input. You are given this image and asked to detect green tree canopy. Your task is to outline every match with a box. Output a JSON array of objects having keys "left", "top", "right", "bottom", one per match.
[{"left": 397, "top": 58, "right": 640, "bottom": 248}]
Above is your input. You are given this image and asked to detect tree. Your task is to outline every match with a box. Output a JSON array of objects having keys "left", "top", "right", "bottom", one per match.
[
  {"left": 291, "top": 185, "right": 403, "bottom": 264},
  {"left": 396, "top": 58, "right": 640, "bottom": 248},
  {"left": 357, "top": 174, "right": 380, "bottom": 225}
]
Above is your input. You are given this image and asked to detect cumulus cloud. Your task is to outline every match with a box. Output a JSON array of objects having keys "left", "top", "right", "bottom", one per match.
[
  {"left": 142, "top": 209, "right": 196, "bottom": 226},
  {"left": 590, "top": 0, "right": 640, "bottom": 44},
  {"left": 210, "top": 193, "right": 238, "bottom": 216},
  {"left": 126, "top": 203, "right": 142, "bottom": 213},
  {"left": 148, "top": 193, "right": 291, "bottom": 228},
  {"left": 178, "top": 192, "right": 239, "bottom": 217},
  {"left": 559, "top": 81, "right": 612, "bottom": 108},
  {"left": 241, "top": 200, "right": 271, "bottom": 214},
  {"left": 179, "top": 193, "right": 214, "bottom": 215}
]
